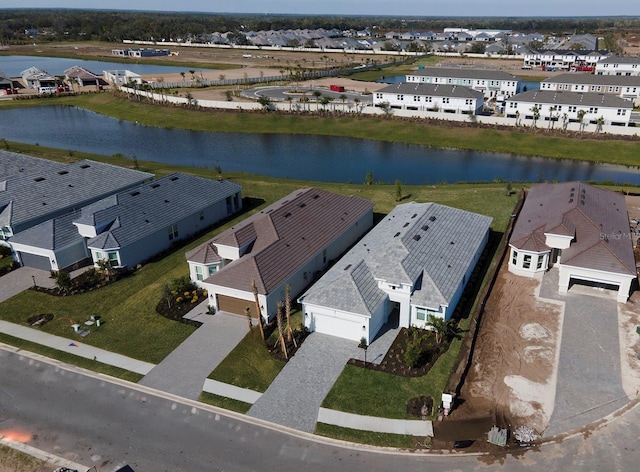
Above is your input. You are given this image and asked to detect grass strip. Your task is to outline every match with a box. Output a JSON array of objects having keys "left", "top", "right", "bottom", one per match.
[
  {"left": 315, "top": 423, "right": 429, "bottom": 449},
  {"left": 0, "top": 333, "right": 143, "bottom": 383},
  {"left": 198, "top": 392, "right": 252, "bottom": 414}
]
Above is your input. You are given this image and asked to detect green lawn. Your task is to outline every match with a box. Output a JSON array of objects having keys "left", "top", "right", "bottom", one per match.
[
  {"left": 199, "top": 392, "right": 252, "bottom": 414},
  {"left": 315, "top": 423, "right": 427, "bottom": 449}
]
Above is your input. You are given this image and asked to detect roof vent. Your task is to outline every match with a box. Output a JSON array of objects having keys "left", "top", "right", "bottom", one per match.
[
  {"left": 313, "top": 194, "right": 320, "bottom": 199},
  {"left": 450, "top": 241, "right": 454, "bottom": 245},
  {"left": 413, "top": 234, "right": 421, "bottom": 241},
  {"left": 422, "top": 224, "right": 429, "bottom": 231},
  {"left": 344, "top": 264, "right": 352, "bottom": 271},
  {"left": 394, "top": 232, "right": 401, "bottom": 237},
  {"left": 403, "top": 222, "right": 410, "bottom": 228},
  {"left": 57, "top": 170, "right": 69, "bottom": 175},
  {"left": 130, "top": 191, "right": 140, "bottom": 196},
  {"left": 284, "top": 212, "right": 292, "bottom": 218},
  {"left": 170, "top": 176, "right": 179, "bottom": 181},
  {"left": 299, "top": 203, "right": 306, "bottom": 208},
  {"left": 429, "top": 216, "right": 436, "bottom": 222},
  {"left": 33, "top": 177, "right": 45, "bottom": 182},
  {"left": 164, "top": 199, "right": 170, "bottom": 203},
  {"left": 80, "top": 164, "right": 90, "bottom": 169},
  {"left": 411, "top": 213, "right": 417, "bottom": 219},
  {"left": 151, "top": 183, "right": 160, "bottom": 188}
]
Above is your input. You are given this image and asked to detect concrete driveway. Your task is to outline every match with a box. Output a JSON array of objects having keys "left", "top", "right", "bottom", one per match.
[
  {"left": 0, "top": 267, "right": 55, "bottom": 302},
  {"left": 540, "top": 268, "right": 629, "bottom": 437},
  {"left": 139, "top": 307, "right": 249, "bottom": 400},
  {"left": 247, "top": 333, "right": 360, "bottom": 433}
]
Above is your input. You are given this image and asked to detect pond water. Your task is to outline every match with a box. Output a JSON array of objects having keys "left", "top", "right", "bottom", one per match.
[
  {"left": 0, "top": 106, "right": 637, "bottom": 185},
  {"left": 0, "top": 55, "right": 209, "bottom": 78}
]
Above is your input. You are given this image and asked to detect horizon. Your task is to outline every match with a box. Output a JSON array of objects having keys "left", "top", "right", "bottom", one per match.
[{"left": 1, "top": 1, "right": 639, "bottom": 18}]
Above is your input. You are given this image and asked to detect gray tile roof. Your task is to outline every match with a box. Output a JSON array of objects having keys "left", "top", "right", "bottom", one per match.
[
  {"left": 195, "top": 188, "right": 374, "bottom": 295},
  {"left": 82, "top": 173, "right": 241, "bottom": 250},
  {"left": 377, "top": 82, "right": 485, "bottom": 100},
  {"left": 300, "top": 202, "right": 492, "bottom": 316},
  {"left": 0, "top": 160, "right": 153, "bottom": 233},
  {"left": 510, "top": 182, "right": 636, "bottom": 276},
  {"left": 0, "top": 151, "right": 66, "bottom": 180},
  {"left": 507, "top": 89, "right": 633, "bottom": 108},
  {"left": 9, "top": 208, "right": 84, "bottom": 250},
  {"left": 543, "top": 73, "right": 640, "bottom": 87},
  {"left": 408, "top": 67, "right": 518, "bottom": 81}
]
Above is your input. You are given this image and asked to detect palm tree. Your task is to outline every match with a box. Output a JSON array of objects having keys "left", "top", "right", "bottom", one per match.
[
  {"left": 529, "top": 105, "right": 540, "bottom": 128},
  {"left": 276, "top": 302, "right": 288, "bottom": 359},
  {"left": 595, "top": 116, "right": 605, "bottom": 134},
  {"left": 299, "top": 95, "right": 309, "bottom": 111},
  {"left": 189, "top": 69, "right": 196, "bottom": 81},
  {"left": 548, "top": 106, "right": 557, "bottom": 129},
  {"left": 339, "top": 93, "right": 347, "bottom": 112},
  {"left": 561, "top": 112, "right": 569, "bottom": 130},
  {"left": 353, "top": 97, "right": 361, "bottom": 114},
  {"left": 251, "top": 280, "right": 265, "bottom": 340},
  {"left": 577, "top": 109, "right": 587, "bottom": 132},
  {"left": 312, "top": 90, "right": 322, "bottom": 110},
  {"left": 286, "top": 95, "right": 293, "bottom": 111},
  {"left": 179, "top": 71, "right": 185, "bottom": 82}
]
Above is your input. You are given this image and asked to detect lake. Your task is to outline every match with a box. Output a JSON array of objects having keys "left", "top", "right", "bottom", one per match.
[
  {"left": 0, "top": 106, "right": 638, "bottom": 185},
  {"left": 0, "top": 55, "right": 209, "bottom": 78}
]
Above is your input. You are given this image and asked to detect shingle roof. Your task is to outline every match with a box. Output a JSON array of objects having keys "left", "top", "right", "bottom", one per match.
[
  {"left": 184, "top": 241, "right": 222, "bottom": 265},
  {"left": 408, "top": 67, "right": 518, "bottom": 81},
  {"left": 82, "top": 173, "right": 241, "bottom": 250},
  {"left": 377, "top": 82, "right": 485, "bottom": 100},
  {"left": 64, "top": 66, "right": 101, "bottom": 80},
  {"left": 510, "top": 182, "right": 636, "bottom": 276},
  {"left": 543, "top": 73, "right": 640, "bottom": 87},
  {"left": 195, "top": 188, "right": 374, "bottom": 295},
  {"left": 0, "top": 160, "right": 153, "bottom": 233},
  {"left": 599, "top": 56, "right": 640, "bottom": 65},
  {"left": 301, "top": 202, "right": 492, "bottom": 316},
  {"left": 0, "top": 151, "right": 66, "bottom": 180},
  {"left": 507, "top": 89, "right": 633, "bottom": 108}
]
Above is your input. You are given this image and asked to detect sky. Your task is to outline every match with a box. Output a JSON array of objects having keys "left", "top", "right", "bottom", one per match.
[{"left": 2, "top": 0, "right": 639, "bottom": 17}]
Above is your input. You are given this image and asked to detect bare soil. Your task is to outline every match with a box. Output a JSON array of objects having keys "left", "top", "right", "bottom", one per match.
[{"left": 433, "top": 257, "right": 562, "bottom": 450}]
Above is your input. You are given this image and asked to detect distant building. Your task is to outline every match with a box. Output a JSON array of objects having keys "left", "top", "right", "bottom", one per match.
[
  {"left": 541, "top": 73, "right": 640, "bottom": 106},
  {"left": 595, "top": 56, "right": 640, "bottom": 76},
  {"left": 374, "top": 82, "right": 485, "bottom": 115}
]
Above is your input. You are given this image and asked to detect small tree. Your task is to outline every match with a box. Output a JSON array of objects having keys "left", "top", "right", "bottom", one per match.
[
  {"left": 54, "top": 270, "right": 72, "bottom": 294},
  {"left": 364, "top": 171, "right": 374, "bottom": 186},
  {"left": 353, "top": 97, "right": 361, "bottom": 113},
  {"left": 529, "top": 105, "right": 540, "bottom": 128},
  {"left": 425, "top": 314, "right": 447, "bottom": 344},
  {"left": 284, "top": 284, "right": 294, "bottom": 344},
  {"left": 339, "top": 93, "right": 347, "bottom": 111},
  {"left": 312, "top": 90, "right": 322, "bottom": 110},
  {"left": 577, "top": 109, "right": 587, "bottom": 132},
  {"left": 245, "top": 307, "right": 253, "bottom": 331},
  {"left": 404, "top": 327, "right": 427, "bottom": 368},
  {"left": 395, "top": 179, "right": 402, "bottom": 201},
  {"left": 257, "top": 95, "right": 273, "bottom": 111},
  {"left": 276, "top": 302, "right": 288, "bottom": 359},
  {"left": 595, "top": 116, "right": 605, "bottom": 134},
  {"left": 505, "top": 181, "right": 513, "bottom": 196}
]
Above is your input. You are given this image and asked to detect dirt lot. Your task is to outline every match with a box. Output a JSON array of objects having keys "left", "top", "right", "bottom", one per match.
[{"left": 436, "top": 258, "right": 562, "bottom": 446}]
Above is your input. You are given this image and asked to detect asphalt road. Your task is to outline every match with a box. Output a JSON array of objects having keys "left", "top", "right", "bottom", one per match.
[{"left": 1, "top": 348, "right": 639, "bottom": 471}]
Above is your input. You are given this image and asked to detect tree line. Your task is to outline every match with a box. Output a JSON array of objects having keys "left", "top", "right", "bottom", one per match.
[{"left": 1, "top": 9, "right": 639, "bottom": 45}]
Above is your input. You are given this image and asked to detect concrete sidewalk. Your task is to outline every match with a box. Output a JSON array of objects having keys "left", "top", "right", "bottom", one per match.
[{"left": 0, "top": 320, "right": 154, "bottom": 375}]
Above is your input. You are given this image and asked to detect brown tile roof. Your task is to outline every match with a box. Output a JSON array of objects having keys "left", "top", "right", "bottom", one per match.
[
  {"left": 510, "top": 182, "right": 636, "bottom": 276},
  {"left": 196, "top": 188, "right": 374, "bottom": 294},
  {"left": 185, "top": 241, "right": 222, "bottom": 265}
]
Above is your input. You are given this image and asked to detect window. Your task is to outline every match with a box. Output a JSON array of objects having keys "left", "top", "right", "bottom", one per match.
[
  {"left": 195, "top": 265, "right": 204, "bottom": 281},
  {"left": 512, "top": 250, "right": 518, "bottom": 265},
  {"left": 107, "top": 252, "right": 119, "bottom": 267},
  {"left": 523, "top": 254, "right": 532, "bottom": 269},
  {"left": 617, "top": 109, "right": 627, "bottom": 116},
  {"left": 413, "top": 95, "right": 421, "bottom": 101},
  {"left": 443, "top": 98, "right": 450, "bottom": 104},
  {"left": 167, "top": 223, "right": 178, "bottom": 241},
  {"left": 416, "top": 308, "right": 426, "bottom": 321},
  {"left": 536, "top": 255, "right": 544, "bottom": 270},
  {"left": 375, "top": 93, "right": 383, "bottom": 99},
  {"left": 396, "top": 94, "right": 404, "bottom": 100},
  {"left": 208, "top": 266, "right": 218, "bottom": 276},
  {"left": 95, "top": 251, "right": 103, "bottom": 261}
]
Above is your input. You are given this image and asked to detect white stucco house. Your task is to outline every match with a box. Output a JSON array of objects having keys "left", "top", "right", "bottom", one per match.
[
  {"left": 374, "top": 83, "right": 484, "bottom": 114},
  {"left": 187, "top": 188, "right": 374, "bottom": 322},
  {"left": 595, "top": 56, "right": 640, "bottom": 76},
  {"left": 540, "top": 73, "right": 640, "bottom": 107},
  {"left": 505, "top": 89, "right": 633, "bottom": 127},
  {"left": 405, "top": 67, "right": 519, "bottom": 102},
  {"left": 523, "top": 50, "right": 607, "bottom": 70},
  {"left": 509, "top": 182, "right": 636, "bottom": 302},
  {"left": 299, "top": 202, "right": 492, "bottom": 345}
]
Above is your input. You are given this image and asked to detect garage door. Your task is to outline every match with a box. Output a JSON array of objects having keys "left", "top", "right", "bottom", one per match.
[
  {"left": 217, "top": 294, "right": 258, "bottom": 318},
  {"left": 18, "top": 252, "right": 51, "bottom": 271},
  {"left": 312, "top": 312, "right": 362, "bottom": 342}
]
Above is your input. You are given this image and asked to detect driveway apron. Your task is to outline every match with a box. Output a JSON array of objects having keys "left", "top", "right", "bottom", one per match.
[
  {"left": 541, "top": 270, "right": 628, "bottom": 437},
  {"left": 0, "top": 267, "right": 56, "bottom": 302},
  {"left": 139, "top": 311, "right": 248, "bottom": 400},
  {"left": 247, "top": 333, "right": 360, "bottom": 433}
]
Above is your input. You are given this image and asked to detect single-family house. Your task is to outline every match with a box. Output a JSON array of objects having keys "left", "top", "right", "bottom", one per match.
[
  {"left": 64, "top": 66, "right": 106, "bottom": 88},
  {"left": 0, "top": 72, "right": 13, "bottom": 91},
  {"left": 103, "top": 70, "right": 143, "bottom": 86},
  {"left": 187, "top": 188, "right": 374, "bottom": 322},
  {"left": 509, "top": 182, "right": 636, "bottom": 302},
  {"left": 20, "top": 66, "right": 57, "bottom": 91},
  {"left": 374, "top": 83, "right": 484, "bottom": 115},
  {"left": 505, "top": 89, "right": 633, "bottom": 126},
  {"left": 8, "top": 173, "right": 240, "bottom": 272},
  {"left": 74, "top": 173, "right": 241, "bottom": 270},
  {"left": 0, "top": 158, "right": 153, "bottom": 244},
  {"left": 299, "top": 202, "right": 492, "bottom": 344},
  {"left": 540, "top": 73, "right": 640, "bottom": 107},
  {"left": 595, "top": 56, "right": 640, "bottom": 76},
  {"left": 405, "top": 67, "right": 519, "bottom": 101}
]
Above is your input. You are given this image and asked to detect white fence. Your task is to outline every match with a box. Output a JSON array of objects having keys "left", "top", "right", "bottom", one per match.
[{"left": 121, "top": 86, "right": 639, "bottom": 137}]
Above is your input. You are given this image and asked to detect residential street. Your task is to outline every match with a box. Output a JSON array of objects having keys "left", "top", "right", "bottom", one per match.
[{"left": 2, "top": 347, "right": 640, "bottom": 471}]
